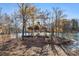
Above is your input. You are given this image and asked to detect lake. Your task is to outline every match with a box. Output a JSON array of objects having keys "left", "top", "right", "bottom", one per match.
[{"left": 59, "top": 33, "right": 79, "bottom": 50}]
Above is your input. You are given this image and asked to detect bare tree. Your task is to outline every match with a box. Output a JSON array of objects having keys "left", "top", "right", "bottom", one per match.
[
  {"left": 18, "top": 3, "right": 30, "bottom": 40},
  {"left": 11, "top": 12, "right": 20, "bottom": 39},
  {"left": 52, "top": 8, "right": 66, "bottom": 37},
  {"left": 28, "top": 6, "right": 37, "bottom": 38},
  {"left": 3, "top": 13, "right": 12, "bottom": 34},
  {"left": 37, "top": 9, "right": 49, "bottom": 36}
]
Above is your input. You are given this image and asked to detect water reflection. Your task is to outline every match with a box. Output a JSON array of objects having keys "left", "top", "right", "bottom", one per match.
[{"left": 60, "top": 33, "right": 79, "bottom": 50}]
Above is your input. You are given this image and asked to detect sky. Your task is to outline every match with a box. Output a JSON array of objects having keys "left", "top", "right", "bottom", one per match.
[{"left": 0, "top": 3, "right": 79, "bottom": 19}]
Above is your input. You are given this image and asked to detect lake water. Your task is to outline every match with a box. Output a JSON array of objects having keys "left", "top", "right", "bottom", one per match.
[{"left": 59, "top": 33, "right": 79, "bottom": 50}]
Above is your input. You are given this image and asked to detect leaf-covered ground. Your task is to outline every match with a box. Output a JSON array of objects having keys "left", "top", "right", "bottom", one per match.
[{"left": 0, "top": 37, "right": 78, "bottom": 56}]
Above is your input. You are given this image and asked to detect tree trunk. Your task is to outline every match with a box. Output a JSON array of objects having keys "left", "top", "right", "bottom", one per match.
[
  {"left": 32, "top": 19, "right": 34, "bottom": 39},
  {"left": 22, "top": 16, "right": 26, "bottom": 40}
]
